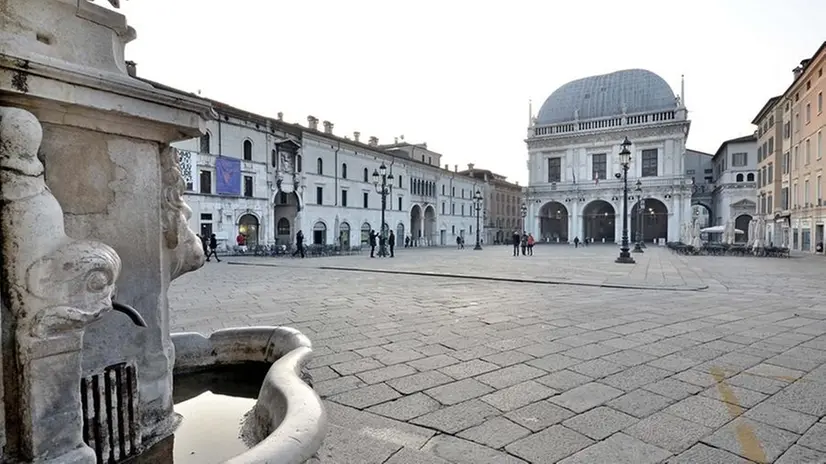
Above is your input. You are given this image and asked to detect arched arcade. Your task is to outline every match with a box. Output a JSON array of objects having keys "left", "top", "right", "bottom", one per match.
[
  {"left": 630, "top": 198, "right": 669, "bottom": 243},
  {"left": 539, "top": 201, "right": 568, "bottom": 243},
  {"left": 582, "top": 200, "right": 615, "bottom": 242}
]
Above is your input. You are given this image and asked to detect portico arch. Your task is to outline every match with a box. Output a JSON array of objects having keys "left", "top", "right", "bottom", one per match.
[
  {"left": 631, "top": 198, "right": 668, "bottom": 242},
  {"left": 539, "top": 201, "right": 568, "bottom": 242},
  {"left": 582, "top": 200, "right": 615, "bottom": 242},
  {"left": 424, "top": 205, "right": 436, "bottom": 246},
  {"left": 691, "top": 202, "right": 713, "bottom": 227},
  {"left": 410, "top": 204, "right": 422, "bottom": 242},
  {"left": 238, "top": 213, "right": 260, "bottom": 246}
]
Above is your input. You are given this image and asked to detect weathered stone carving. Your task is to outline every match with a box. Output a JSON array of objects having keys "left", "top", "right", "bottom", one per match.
[
  {"left": 0, "top": 106, "right": 125, "bottom": 462},
  {"left": 161, "top": 147, "right": 205, "bottom": 280}
]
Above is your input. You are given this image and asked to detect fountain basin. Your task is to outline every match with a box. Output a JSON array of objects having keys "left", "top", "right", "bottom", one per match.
[{"left": 170, "top": 327, "right": 327, "bottom": 464}]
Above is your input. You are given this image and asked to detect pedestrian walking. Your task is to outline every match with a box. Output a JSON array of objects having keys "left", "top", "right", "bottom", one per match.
[
  {"left": 292, "top": 230, "right": 305, "bottom": 258},
  {"left": 206, "top": 233, "right": 221, "bottom": 262},
  {"left": 389, "top": 231, "right": 396, "bottom": 257},
  {"left": 521, "top": 232, "right": 528, "bottom": 256},
  {"left": 527, "top": 233, "right": 535, "bottom": 256},
  {"left": 573, "top": 236, "right": 580, "bottom": 248}
]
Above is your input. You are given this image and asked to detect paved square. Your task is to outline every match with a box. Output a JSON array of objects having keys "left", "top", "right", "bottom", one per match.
[{"left": 170, "top": 245, "right": 826, "bottom": 463}]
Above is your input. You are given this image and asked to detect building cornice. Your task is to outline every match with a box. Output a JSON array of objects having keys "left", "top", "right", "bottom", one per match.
[{"left": 526, "top": 121, "right": 689, "bottom": 150}]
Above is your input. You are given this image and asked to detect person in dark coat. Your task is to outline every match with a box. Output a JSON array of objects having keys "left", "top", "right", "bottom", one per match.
[
  {"left": 388, "top": 231, "right": 396, "bottom": 258},
  {"left": 369, "top": 229, "right": 378, "bottom": 258},
  {"left": 206, "top": 233, "right": 220, "bottom": 262},
  {"left": 292, "top": 230, "right": 305, "bottom": 258},
  {"left": 512, "top": 232, "right": 520, "bottom": 257}
]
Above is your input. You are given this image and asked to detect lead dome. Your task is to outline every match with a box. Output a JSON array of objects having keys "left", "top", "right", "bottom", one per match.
[{"left": 535, "top": 69, "right": 677, "bottom": 125}]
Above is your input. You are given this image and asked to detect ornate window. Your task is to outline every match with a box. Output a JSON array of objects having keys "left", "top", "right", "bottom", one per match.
[
  {"left": 641, "top": 149, "right": 658, "bottom": 177},
  {"left": 591, "top": 154, "right": 606, "bottom": 181},
  {"left": 547, "top": 158, "right": 561, "bottom": 182}
]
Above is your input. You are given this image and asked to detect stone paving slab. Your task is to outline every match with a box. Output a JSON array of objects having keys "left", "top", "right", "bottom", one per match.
[{"left": 170, "top": 245, "right": 826, "bottom": 463}]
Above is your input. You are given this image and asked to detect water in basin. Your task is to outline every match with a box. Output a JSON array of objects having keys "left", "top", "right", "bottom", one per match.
[{"left": 128, "top": 363, "right": 270, "bottom": 463}]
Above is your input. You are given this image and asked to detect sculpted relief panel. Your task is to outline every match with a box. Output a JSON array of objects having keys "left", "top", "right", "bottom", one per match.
[{"left": 163, "top": 148, "right": 205, "bottom": 281}]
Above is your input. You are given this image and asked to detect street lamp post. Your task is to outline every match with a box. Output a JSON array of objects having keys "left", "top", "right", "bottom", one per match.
[
  {"left": 372, "top": 163, "right": 394, "bottom": 257},
  {"left": 615, "top": 137, "right": 635, "bottom": 264},
  {"left": 520, "top": 203, "right": 527, "bottom": 233},
  {"left": 473, "top": 189, "right": 483, "bottom": 250},
  {"left": 633, "top": 180, "right": 644, "bottom": 253}
]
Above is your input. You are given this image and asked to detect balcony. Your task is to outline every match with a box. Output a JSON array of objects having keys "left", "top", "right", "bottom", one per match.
[
  {"left": 528, "top": 176, "right": 690, "bottom": 195},
  {"left": 531, "top": 109, "right": 682, "bottom": 138}
]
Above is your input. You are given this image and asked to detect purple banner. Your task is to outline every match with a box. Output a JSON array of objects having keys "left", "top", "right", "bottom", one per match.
[{"left": 215, "top": 157, "right": 241, "bottom": 195}]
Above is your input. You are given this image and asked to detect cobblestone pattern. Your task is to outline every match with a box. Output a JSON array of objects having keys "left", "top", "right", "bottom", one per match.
[{"left": 171, "top": 246, "right": 826, "bottom": 463}]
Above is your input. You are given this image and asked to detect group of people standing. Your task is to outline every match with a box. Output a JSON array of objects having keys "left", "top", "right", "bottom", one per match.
[
  {"left": 512, "top": 231, "right": 536, "bottom": 256},
  {"left": 290, "top": 229, "right": 397, "bottom": 259}
]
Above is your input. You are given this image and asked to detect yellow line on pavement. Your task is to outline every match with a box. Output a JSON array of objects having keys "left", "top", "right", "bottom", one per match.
[{"left": 710, "top": 367, "right": 767, "bottom": 463}]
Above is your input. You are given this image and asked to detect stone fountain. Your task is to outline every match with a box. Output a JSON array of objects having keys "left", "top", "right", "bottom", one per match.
[{"left": 0, "top": 1, "right": 326, "bottom": 462}]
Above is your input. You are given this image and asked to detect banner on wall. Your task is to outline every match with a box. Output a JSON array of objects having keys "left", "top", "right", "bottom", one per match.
[{"left": 216, "top": 157, "right": 241, "bottom": 195}]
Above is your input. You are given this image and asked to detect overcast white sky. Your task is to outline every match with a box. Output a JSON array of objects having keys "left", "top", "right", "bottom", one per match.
[{"left": 114, "top": 0, "right": 822, "bottom": 184}]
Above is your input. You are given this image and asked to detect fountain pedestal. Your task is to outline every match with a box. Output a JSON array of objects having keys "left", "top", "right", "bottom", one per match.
[{"left": 1, "top": 0, "right": 208, "bottom": 462}]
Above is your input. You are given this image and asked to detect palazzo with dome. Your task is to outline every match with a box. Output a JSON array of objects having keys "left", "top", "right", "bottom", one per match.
[{"left": 525, "top": 69, "right": 693, "bottom": 244}]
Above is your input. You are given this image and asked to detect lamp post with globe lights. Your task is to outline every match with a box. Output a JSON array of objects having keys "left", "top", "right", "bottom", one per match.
[
  {"left": 473, "top": 189, "right": 484, "bottom": 250},
  {"left": 615, "top": 137, "right": 635, "bottom": 264},
  {"left": 633, "top": 179, "right": 644, "bottom": 253},
  {"left": 520, "top": 203, "right": 527, "bottom": 233},
  {"left": 372, "top": 163, "right": 393, "bottom": 257}
]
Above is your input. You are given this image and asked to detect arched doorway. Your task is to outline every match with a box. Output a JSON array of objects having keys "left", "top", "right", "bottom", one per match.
[
  {"left": 361, "top": 222, "right": 371, "bottom": 246},
  {"left": 539, "top": 201, "right": 568, "bottom": 242},
  {"left": 735, "top": 214, "right": 752, "bottom": 243},
  {"left": 631, "top": 198, "right": 669, "bottom": 242},
  {"left": 424, "top": 205, "right": 436, "bottom": 246},
  {"left": 276, "top": 217, "right": 291, "bottom": 245},
  {"left": 582, "top": 200, "right": 615, "bottom": 242},
  {"left": 396, "top": 223, "right": 405, "bottom": 242},
  {"left": 340, "top": 222, "right": 351, "bottom": 248},
  {"left": 410, "top": 205, "right": 422, "bottom": 244},
  {"left": 312, "top": 221, "right": 327, "bottom": 245},
  {"left": 274, "top": 190, "right": 300, "bottom": 245},
  {"left": 238, "top": 214, "right": 260, "bottom": 246},
  {"left": 691, "top": 203, "right": 713, "bottom": 228}
]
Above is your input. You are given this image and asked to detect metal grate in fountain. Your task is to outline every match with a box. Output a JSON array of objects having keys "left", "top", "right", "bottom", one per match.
[{"left": 81, "top": 362, "right": 141, "bottom": 463}]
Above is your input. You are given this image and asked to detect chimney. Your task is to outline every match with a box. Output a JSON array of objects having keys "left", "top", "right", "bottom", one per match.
[
  {"left": 277, "top": 112, "right": 284, "bottom": 121},
  {"left": 467, "top": 163, "right": 475, "bottom": 172},
  {"left": 368, "top": 136, "right": 378, "bottom": 147},
  {"left": 444, "top": 164, "right": 449, "bottom": 170},
  {"left": 394, "top": 137, "right": 399, "bottom": 144},
  {"left": 323, "top": 120, "right": 334, "bottom": 134},
  {"left": 307, "top": 116, "right": 318, "bottom": 131},
  {"left": 793, "top": 66, "right": 804, "bottom": 80},
  {"left": 125, "top": 60, "right": 137, "bottom": 77},
  {"left": 454, "top": 164, "right": 458, "bottom": 173},
  {"left": 353, "top": 131, "right": 360, "bottom": 142}
]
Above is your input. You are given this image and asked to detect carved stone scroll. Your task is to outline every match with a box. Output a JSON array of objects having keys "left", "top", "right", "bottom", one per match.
[
  {"left": 0, "top": 106, "right": 127, "bottom": 462},
  {"left": 161, "top": 147, "right": 205, "bottom": 280}
]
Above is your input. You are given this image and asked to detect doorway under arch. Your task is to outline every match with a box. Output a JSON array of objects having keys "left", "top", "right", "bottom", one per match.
[
  {"left": 361, "top": 222, "right": 371, "bottom": 246},
  {"left": 238, "top": 213, "right": 260, "bottom": 246},
  {"left": 424, "top": 205, "right": 436, "bottom": 246},
  {"left": 539, "top": 201, "right": 568, "bottom": 242},
  {"left": 340, "top": 222, "right": 351, "bottom": 248},
  {"left": 312, "top": 221, "right": 327, "bottom": 245},
  {"left": 631, "top": 198, "right": 669, "bottom": 242},
  {"left": 410, "top": 205, "right": 422, "bottom": 243},
  {"left": 582, "top": 200, "right": 615, "bottom": 242},
  {"left": 396, "top": 223, "right": 405, "bottom": 242},
  {"left": 691, "top": 202, "right": 713, "bottom": 228},
  {"left": 735, "top": 214, "right": 752, "bottom": 243},
  {"left": 274, "top": 191, "right": 300, "bottom": 245}
]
